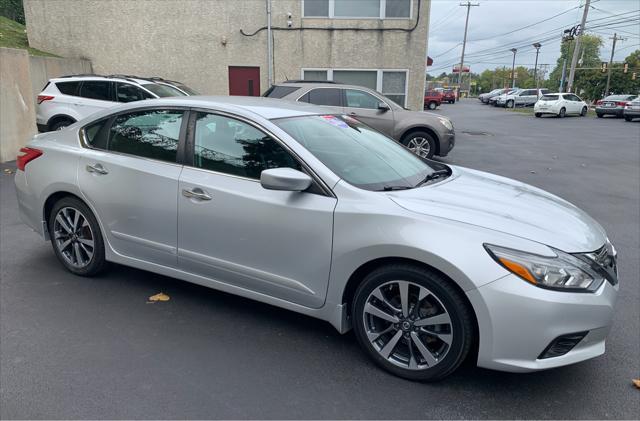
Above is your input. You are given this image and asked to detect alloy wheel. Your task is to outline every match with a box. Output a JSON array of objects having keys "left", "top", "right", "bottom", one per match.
[
  {"left": 53, "top": 207, "right": 95, "bottom": 268},
  {"left": 362, "top": 280, "right": 453, "bottom": 370},
  {"left": 407, "top": 137, "right": 431, "bottom": 158}
]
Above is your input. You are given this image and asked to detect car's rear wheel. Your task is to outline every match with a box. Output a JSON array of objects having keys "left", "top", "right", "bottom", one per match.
[
  {"left": 558, "top": 107, "right": 566, "bottom": 118},
  {"left": 580, "top": 106, "right": 588, "bottom": 117},
  {"left": 352, "top": 264, "right": 474, "bottom": 381},
  {"left": 402, "top": 131, "right": 436, "bottom": 159},
  {"left": 49, "top": 197, "right": 106, "bottom": 276},
  {"left": 597, "top": 113, "right": 603, "bottom": 118},
  {"left": 625, "top": 115, "right": 632, "bottom": 121},
  {"left": 428, "top": 101, "right": 437, "bottom": 110},
  {"left": 50, "top": 119, "right": 74, "bottom": 131}
]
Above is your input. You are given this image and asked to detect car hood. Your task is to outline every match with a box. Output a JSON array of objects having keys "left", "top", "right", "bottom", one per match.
[{"left": 389, "top": 166, "right": 606, "bottom": 253}]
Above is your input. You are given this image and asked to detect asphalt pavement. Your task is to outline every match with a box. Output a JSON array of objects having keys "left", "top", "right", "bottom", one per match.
[{"left": 1, "top": 99, "right": 639, "bottom": 419}]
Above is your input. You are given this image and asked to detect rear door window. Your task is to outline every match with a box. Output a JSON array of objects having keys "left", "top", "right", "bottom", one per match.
[
  {"left": 107, "top": 109, "right": 185, "bottom": 163},
  {"left": 263, "top": 85, "right": 300, "bottom": 98},
  {"left": 298, "top": 88, "right": 342, "bottom": 106},
  {"left": 56, "top": 81, "right": 81, "bottom": 96},
  {"left": 79, "top": 81, "right": 112, "bottom": 101}
]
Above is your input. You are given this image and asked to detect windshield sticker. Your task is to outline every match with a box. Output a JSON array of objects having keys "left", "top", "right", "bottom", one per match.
[{"left": 321, "top": 115, "right": 349, "bottom": 128}]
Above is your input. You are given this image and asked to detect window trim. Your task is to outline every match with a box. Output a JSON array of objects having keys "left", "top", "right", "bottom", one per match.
[
  {"left": 301, "top": 0, "right": 413, "bottom": 20},
  {"left": 78, "top": 106, "right": 190, "bottom": 167},
  {"left": 300, "top": 68, "right": 409, "bottom": 107},
  {"left": 185, "top": 107, "right": 336, "bottom": 198}
]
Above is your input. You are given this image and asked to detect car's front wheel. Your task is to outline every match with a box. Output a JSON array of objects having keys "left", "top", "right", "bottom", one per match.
[
  {"left": 402, "top": 131, "right": 436, "bottom": 159},
  {"left": 558, "top": 107, "right": 566, "bottom": 118},
  {"left": 506, "top": 100, "right": 514, "bottom": 108},
  {"left": 535, "top": 112, "right": 542, "bottom": 118},
  {"left": 49, "top": 196, "right": 107, "bottom": 276},
  {"left": 580, "top": 106, "right": 588, "bottom": 117},
  {"left": 352, "top": 264, "right": 474, "bottom": 381},
  {"left": 427, "top": 101, "right": 437, "bottom": 110}
]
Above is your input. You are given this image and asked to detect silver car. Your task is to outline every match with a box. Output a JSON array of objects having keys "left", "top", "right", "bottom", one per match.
[
  {"left": 15, "top": 96, "right": 618, "bottom": 381},
  {"left": 264, "top": 82, "right": 455, "bottom": 159}
]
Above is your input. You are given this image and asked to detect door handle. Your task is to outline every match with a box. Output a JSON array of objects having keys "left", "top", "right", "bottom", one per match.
[
  {"left": 349, "top": 112, "right": 357, "bottom": 116},
  {"left": 182, "top": 187, "right": 212, "bottom": 201},
  {"left": 86, "top": 163, "right": 108, "bottom": 175}
]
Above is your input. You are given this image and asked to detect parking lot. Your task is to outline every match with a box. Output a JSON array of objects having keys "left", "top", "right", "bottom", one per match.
[{"left": 1, "top": 99, "right": 638, "bottom": 419}]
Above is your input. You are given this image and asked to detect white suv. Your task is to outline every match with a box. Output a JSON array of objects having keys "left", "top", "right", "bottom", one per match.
[{"left": 36, "top": 74, "right": 198, "bottom": 131}]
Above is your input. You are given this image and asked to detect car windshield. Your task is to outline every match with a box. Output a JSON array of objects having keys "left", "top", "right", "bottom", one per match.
[
  {"left": 141, "top": 83, "right": 186, "bottom": 97},
  {"left": 273, "top": 115, "right": 439, "bottom": 191},
  {"left": 541, "top": 95, "right": 559, "bottom": 101}
]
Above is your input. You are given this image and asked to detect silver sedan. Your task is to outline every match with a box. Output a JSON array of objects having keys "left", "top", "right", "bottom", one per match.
[{"left": 15, "top": 96, "right": 618, "bottom": 381}]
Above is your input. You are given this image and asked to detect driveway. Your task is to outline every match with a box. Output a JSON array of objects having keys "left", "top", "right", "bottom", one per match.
[{"left": 1, "top": 99, "right": 638, "bottom": 419}]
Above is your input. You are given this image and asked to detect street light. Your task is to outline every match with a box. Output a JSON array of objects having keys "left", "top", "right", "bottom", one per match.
[
  {"left": 510, "top": 48, "right": 518, "bottom": 88},
  {"left": 533, "top": 43, "right": 542, "bottom": 88}
]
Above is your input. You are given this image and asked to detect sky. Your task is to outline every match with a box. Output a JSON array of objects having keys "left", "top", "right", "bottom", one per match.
[{"left": 426, "top": 0, "right": 640, "bottom": 76}]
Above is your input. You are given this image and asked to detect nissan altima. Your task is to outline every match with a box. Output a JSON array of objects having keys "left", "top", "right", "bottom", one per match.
[{"left": 15, "top": 96, "right": 618, "bottom": 381}]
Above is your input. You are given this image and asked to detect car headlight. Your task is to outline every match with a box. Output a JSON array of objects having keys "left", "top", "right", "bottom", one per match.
[
  {"left": 484, "top": 244, "right": 605, "bottom": 292},
  {"left": 437, "top": 117, "right": 453, "bottom": 130}
]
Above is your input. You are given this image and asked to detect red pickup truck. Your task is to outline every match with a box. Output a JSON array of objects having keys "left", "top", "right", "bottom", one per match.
[
  {"left": 441, "top": 89, "right": 456, "bottom": 104},
  {"left": 423, "top": 91, "right": 442, "bottom": 110}
]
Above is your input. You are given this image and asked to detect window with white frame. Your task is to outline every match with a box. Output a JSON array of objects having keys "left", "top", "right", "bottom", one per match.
[
  {"left": 302, "top": 69, "right": 408, "bottom": 106},
  {"left": 302, "top": 0, "right": 411, "bottom": 19}
]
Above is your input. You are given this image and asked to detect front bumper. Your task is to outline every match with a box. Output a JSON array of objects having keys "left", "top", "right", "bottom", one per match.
[
  {"left": 436, "top": 130, "right": 455, "bottom": 157},
  {"left": 467, "top": 273, "right": 617, "bottom": 372}
]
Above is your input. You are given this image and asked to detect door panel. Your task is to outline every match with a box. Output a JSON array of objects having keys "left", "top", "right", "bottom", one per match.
[
  {"left": 228, "top": 66, "right": 260, "bottom": 96},
  {"left": 178, "top": 169, "right": 336, "bottom": 308}
]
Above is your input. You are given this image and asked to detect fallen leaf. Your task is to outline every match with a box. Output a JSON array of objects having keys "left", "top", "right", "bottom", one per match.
[
  {"left": 633, "top": 379, "right": 640, "bottom": 389},
  {"left": 148, "top": 292, "right": 170, "bottom": 302},
  {"left": 3, "top": 168, "right": 14, "bottom": 174}
]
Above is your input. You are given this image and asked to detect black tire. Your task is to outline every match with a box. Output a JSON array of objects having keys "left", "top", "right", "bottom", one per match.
[
  {"left": 50, "top": 119, "right": 74, "bottom": 131},
  {"left": 352, "top": 264, "right": 474, "bottom": 382},
  {"left": 401, "top": 131, "right": 437, "bottom": 159},
  {"left": 625, "top": 116, "right": 632, "bottom": 121},
  {"left": 506, "top": 100, "right": 514, "bottom": 109},
  {"left": 580, "top": 106, "right": 588, "bottom": 117},
  {"left": 558, "top": 107, "right": 566, "bottom": 118},
  {"left": 535, "top": 113, "right": 542, "bottom": 118},
  {"left": 596, "top": 113, "right": 603, "bottom": 118},
  {"left": 48, "top": 196, "right": 107, "bottom": 276},
  {"left": 428, "top": 101, "right": 437, "bottom": 110}
]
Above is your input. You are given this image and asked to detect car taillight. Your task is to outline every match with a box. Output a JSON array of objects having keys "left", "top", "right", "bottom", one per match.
[
  {"left": 596, "top": 100, "right": 602, "bottom": 105},
  {"left": 37, "top": 95, "right": 54, "bottom": 104},
  {"left": 616, "top": 101, "right": 628, "bottom": 106},
  {"left": 16, "top": 147, "right": 43, "bottom": 171}
]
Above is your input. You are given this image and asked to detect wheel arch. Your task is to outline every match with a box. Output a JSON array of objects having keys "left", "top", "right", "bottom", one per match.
[
  {"left": 400, "top": 126, "right": 441, "bottom": 155},
  {"left": 46, "top": 114, "right": 77, "bottom": 130},
  {"left": 42, "top": 190, "right": 106, "bottom": 244}
]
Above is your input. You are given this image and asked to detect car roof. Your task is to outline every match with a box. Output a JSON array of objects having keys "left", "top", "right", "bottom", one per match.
[
  {"left": 273, "top": 82, "right": 378, "bottom": 91},
  {"left": 112, "top": 96, "right": 340, "bottom": 120},
  {"left": 50, "top": 75, "right": 152, "bottom": 85}
]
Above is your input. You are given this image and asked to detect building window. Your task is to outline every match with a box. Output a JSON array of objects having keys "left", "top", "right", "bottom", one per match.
[
  {"left": 302, "top": 0, "right": 411, "bottom": 19},
  {"left": 302, "top": 69, "right": 409, "bottom": 106}
]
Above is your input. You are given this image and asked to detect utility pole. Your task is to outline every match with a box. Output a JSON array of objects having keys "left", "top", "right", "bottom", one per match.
[
  {"left": 457, "top": 1, "right": 479, "bottom": 99},
  {"left": 533, "top": 43, "right": 541, "bottom": 88},
  {"left": 559, "top": 58, "right": 568, "bottom": 92},
  {"left": 510, "top": 48, "right": 517, "bottom": 88},
  {"left": 605, "top": 33, "right": 624, "bottom": 95},
  {"left": 266, "top": 0, "right": 273, "bottom": 87},
  {"left": 567, "top": 0, "right": 590, "bottom": 93}
]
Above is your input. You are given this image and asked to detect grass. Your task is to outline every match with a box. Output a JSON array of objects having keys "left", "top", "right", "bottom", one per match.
[{"left": 0, "top": 16, "right": 58, "bottom": 57}]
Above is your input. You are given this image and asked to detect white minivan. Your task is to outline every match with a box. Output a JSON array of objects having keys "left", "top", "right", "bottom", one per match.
[{"left": 36, "top": 74, "right": 197, "bottom": 132}]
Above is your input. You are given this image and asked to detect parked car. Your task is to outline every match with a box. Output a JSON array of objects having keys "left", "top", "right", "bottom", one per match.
[
  {"left": 496, "top": 88, "right": 550, "bottom": 108},
  {"left": 441, "top": 89, "right": 456, "bottom": 104},
  {"left": 15, "top": 96, "right": 618, "bottom": 381},
  {"left": 36, "top": 74, "right": 198, "bottom": 132},
  {"left": 534, "top": 93, "right": 589, "bottom": 118},
  {"left": 595, "top": 94, "right": 638, "bottom": 118},
  {"left": 423, "top": 90, "right": 443, "bottom": 110},
  {"left": 623, "top": 97, "right": 640, "bottom": 121},
  {"left": 479, "top": 88, "right": 507, "bottom": 104},
  {"left": 265, "top": 81, "right": 454, "bottom": 159},
  {"left": 489, "top": 88, "right": 518, "bottom": 106}
]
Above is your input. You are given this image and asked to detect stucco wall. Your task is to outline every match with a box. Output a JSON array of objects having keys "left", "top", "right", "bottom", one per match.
[
  {"left": 0, "top": 48, "right": 37, "bottom": 163},
  {"left": 24, "top": 0, "right": 429, "bottom": 110},
  {"left": 29, "top": 55, "right": 92, "bottom": 103}
]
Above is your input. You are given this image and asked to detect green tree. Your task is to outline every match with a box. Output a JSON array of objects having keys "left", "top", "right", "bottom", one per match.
[
  {"left": 545, "top": 35, "right": 603, "bottom": 96},
  {"left": 0, "top": 0, "right": 24, "bottom": 24}
]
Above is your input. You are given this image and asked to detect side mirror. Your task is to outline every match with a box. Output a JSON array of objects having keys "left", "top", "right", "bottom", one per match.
[
  {"left": 260, "top": 168, "right": 312, "bottom": 192},
  {"left": 378, "top": 102, "right": 390, "bottom": 111}
]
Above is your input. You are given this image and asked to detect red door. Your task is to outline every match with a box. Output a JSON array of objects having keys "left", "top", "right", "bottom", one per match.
[{"left": 228, "top": 66, "right": 261, "bottom": 96}]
